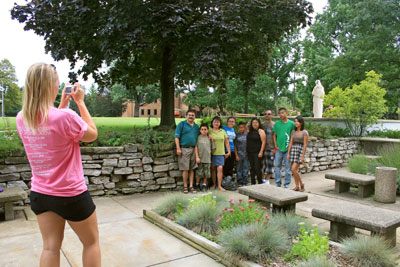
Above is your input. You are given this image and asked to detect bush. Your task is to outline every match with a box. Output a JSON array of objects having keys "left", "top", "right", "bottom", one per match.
[
  {"left": 329, "top": 127, "right": 351, "bottom": 137},
  {"left": 340, "top": 235, "right": 399, "bottom": 267},
  {"left": 217, "top": 198, "right": 270, "bottom": 229},
  {"left": 153, "top": 193, "right": 190, "bottom": 218},
  {"left": 348, "top": 153, "right": 371, "bottom": 175},
  {"left": 366, "top": 130, "right": 400, "bottom": 139},
  {"left": 175, "top": 201, "right": 220, "bottom": 235},
  {"left": 324, "top": 71, "right": 388, "bottom": 136},
  {"left": 291, "top": 223, "right": 329, "bottom": 260},
  {"left": 268, "top": 213, "right": 312, "bottom": 239},
  {"left": 306, "top": 123, "right": 331, "bottom": 139},
  {"left": 218, "top": 223, "right": 290, "bottom": 262},
  {"left": 297, "top": 256, "right": 337, "bottom": 267},
  {"left": 0, "top": 131, "right": 23, "bottom": 158},
  {"left": 378, "top": 145, "right": 400, "bottom": 191}
]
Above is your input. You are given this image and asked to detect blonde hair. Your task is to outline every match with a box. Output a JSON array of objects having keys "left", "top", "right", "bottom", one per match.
[{"left": 21, "top": 63, "right": 57, "bottom": 132}]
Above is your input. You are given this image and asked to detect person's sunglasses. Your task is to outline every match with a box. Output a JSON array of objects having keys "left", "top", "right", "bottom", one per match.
[{"left": 265, "top": 113, "right": 272, "bottom": 115}]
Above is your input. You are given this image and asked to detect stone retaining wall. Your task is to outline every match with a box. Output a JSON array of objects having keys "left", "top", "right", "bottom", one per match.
[
  {"left": 0, "top": 138, "right": 359, "bottom": 203},
  {"left": 300, "top": 137, "right": 359, "bottom": 173}
]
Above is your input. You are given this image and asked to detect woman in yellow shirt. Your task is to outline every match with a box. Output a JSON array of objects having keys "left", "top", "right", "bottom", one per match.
[{"left": 209, "top": 116, "right": 231, "bottom": 191}]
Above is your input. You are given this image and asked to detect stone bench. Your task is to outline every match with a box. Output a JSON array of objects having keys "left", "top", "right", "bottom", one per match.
[
  {"left": 325, "top": 170, "right": 375, "bottom": 198},
  {"left": 238, "top": 184, "right": 308, "bottom": 213},
  {"left": 312, "top": 201, "right": 400, "bottom": 247},
  {"left": 0, "top": 187, "right": 28, "bottom": 220}
]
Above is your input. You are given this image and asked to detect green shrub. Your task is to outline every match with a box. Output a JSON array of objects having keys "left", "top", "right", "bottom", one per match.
[
  {"left": 218, "top": 223, "right": 290, "bottom": 262},
  {"left": 0, "top": 131, "right": 24, "bottom": 158},
  {"left": 217, "top": 198, "right": 270, "bottom": 229},
  {"left": 378, "top": 145, "right": 400, "bottom": 190},
  {"left": 340, "top": 235, "right": 399, "bottom": 267},
  {"left": 306, "top": 123, "right": 331, "bottom": 139},
  {"left": 291, "top": 223, "right": 329, "bottom": 260},
  {"left": 268, "top": 213, "right": 312, "bottom": 239},
  {"left": 367, "top": 130, "right": 400, "bottom": 139},
  {"left": 296, "top": 256, "right": 337, "bottom": 267},
  {"left": 348, "top": 153, "right": 371, "bottom": 175},
  {"left": 329, "top": 127, "right": 351, "bottom": 137},
  {"left": 175, "top": 201, "right": 220, "bottom": 235},
  {"left": 153, "top": 193, "right": 190, "bottom": 218}
]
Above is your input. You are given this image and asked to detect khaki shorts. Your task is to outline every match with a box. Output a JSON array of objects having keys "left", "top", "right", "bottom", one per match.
[
  {"left": 196, "top": 163, "right": 211, "bottom": 179},
  {"left": 178, "top": 147, "right": 198, "bottom": 171}
]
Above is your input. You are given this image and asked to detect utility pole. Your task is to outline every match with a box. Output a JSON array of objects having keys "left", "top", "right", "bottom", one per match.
[{"left": 0, "top": 81, "right": 4, "bottom": 117}]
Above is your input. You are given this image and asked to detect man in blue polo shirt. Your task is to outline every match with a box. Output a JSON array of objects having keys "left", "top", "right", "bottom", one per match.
[{"left": 175, "top": 109, "right": 200, "bottom": 194}]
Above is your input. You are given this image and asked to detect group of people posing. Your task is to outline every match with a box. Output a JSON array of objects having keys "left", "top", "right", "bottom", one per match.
[{"left": 174, "top": 108, "right": 309, "bottom": 194}]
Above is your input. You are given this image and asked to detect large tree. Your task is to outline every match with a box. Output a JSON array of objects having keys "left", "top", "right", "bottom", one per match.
[
  {"left": 301, "top": 0, "right": 400, "bottom": 118},
  {"left": 0, "top": 59, "right": 22, "bottom": 116},
  {"left": 12, "top": 0, "right": 313, "bottom": 127}
]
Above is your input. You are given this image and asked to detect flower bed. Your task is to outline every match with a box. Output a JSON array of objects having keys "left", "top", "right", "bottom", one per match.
[{"left": 145, "top": 192, "right": 399, "bottom": 266}]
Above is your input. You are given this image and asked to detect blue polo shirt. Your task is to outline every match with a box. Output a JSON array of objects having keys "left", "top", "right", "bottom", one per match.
[{"left": 174, "top": 120, "right": 200, "bottom": 147}]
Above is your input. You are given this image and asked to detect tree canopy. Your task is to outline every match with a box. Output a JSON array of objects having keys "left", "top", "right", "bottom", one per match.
[
  {"left": 301, "top": 0, "right": 400, "bottom": 118},
  {"left": 0, "top": 59, "right": 22, "bottom": 116},
  {"left": 12, "top": 0, "right": 313, "bottom": 126}
]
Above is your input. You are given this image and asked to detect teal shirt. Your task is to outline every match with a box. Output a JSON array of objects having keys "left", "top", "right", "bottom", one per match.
[
  {"left": 272, "top": 120, "right": 295, "bottom": 152},
  {"left": 174, "top": 120, "right": 200, "bottom": 147}
]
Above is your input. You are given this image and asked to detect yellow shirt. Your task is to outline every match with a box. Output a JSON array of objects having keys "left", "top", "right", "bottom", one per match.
[{"left": 209, "top": 129, "right": 228, "bottom": 155}]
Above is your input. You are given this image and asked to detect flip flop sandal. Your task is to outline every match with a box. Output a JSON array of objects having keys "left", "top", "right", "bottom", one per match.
[
  {"left": 189, "top": 187, "right": 197, "bottom": 193},
  {"left": 183, "top": 187, "right": 189, "bottom": 194}
]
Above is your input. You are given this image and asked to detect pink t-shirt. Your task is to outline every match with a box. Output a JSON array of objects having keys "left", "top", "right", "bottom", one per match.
[{"left": 16, "top": 107, "right": 88, "bottom": 197}]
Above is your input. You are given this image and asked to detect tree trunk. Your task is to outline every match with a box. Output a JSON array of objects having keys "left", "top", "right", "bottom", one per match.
[
  {"left": 273, "top": 92, "right": 278, "bottom": 114},
  {"left": 160, "top": 44, "right": 176, "bottom": 127},
  {"left": 398, "top": 102, "right": 400, "bottom": 120},
  {"left": 133, "top": 92, "right": 142, "bottom": 118}
]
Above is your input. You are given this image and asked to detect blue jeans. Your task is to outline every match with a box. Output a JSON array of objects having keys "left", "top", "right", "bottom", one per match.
[
  {"left": 274, "top": 150, "right": 292, "bottom": 188},
  {"left": 236, "top": 157, "right": 249, "bottom": 185}
]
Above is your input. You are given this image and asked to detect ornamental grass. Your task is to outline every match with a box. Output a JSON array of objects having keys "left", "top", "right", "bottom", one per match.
[
  {"left": 340, "top": 235, "right": 399, "bottom": 267},
  {"left": 218, "top": 223, "right": 290, "bottom": 262}
]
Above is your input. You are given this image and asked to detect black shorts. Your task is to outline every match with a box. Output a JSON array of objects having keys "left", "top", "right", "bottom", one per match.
[{"left": 30, "top": 190, "right": 96, "bottom": 222}]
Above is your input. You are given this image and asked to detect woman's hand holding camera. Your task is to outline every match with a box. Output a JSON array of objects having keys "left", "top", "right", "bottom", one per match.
[{"left": 59, "top": 83, "right": 85, "bottom": 108}]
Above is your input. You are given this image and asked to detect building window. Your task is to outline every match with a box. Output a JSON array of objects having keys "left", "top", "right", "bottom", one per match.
[
  {"left": 154, "top": 109, "right": 157, "bottom": 115},
  {"left": 141, "top": 109, "right": 144, "bottom": 115},
  {"left": 155, "top": 99, "right": 157, "bottom": 103},
  {"left": 147, "top": 109, "right": 151, "bottom": 115}
]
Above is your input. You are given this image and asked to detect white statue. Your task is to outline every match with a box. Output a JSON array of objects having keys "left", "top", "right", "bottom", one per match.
[{"left": 312, "top": 80, "right": 325, "bottom": 118}]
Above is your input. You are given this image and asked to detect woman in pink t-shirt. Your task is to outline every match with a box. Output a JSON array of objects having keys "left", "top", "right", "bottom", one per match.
[{"left": 17, "top": 63, "right": 100, "bottom": 267}]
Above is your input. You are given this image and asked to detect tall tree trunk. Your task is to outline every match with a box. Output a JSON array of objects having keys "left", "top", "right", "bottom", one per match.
[
  {"left": 160, "top": 44, "right": 176, "bottom": 127},
  {"left": 133, "top": 92, "right": 142, "bottom": 118},
  {"left": 273, "top": 91, "right": 278, "bottom": 114}
]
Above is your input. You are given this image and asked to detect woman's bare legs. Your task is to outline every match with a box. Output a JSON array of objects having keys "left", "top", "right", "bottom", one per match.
[
  {"left": 36, "top": 211, "right": 66, "bottom": 267},
  {"left": 211, "top": 166, "right": 217, "bottom": 189},
  {"left": 217, "top": 166, "right": 225, "bottom": 191},
  {"left": 68, "top": 211, "right": 101, "bottom": 267},
  {"left": 291, "top": 163, "right": 304, "bottom": 191}
]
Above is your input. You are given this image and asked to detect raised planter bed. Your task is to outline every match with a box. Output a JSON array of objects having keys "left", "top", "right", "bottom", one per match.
[
  {"left": 143, "top": 209, "right": 261, "bottom": 267},
  {"left": 143, "top": 209, "right": 350, "bottom": 267}
]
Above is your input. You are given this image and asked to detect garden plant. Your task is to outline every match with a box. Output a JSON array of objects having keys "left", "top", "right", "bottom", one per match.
[{"left": 152, "top": 192, "right": 392, "bottom": 266}]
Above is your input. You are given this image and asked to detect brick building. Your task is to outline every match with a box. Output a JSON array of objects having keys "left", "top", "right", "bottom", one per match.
[{"left": 122, "top": 93, "right": 189, "bottom": 118}]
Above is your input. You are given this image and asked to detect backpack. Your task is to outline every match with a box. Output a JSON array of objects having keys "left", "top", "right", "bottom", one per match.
[{"left": 222, "top": 176, "right": 237, "bottom": 191}]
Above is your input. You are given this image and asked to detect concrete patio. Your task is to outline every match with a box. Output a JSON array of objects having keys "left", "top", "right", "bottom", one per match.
[{"left": 1, "top": 168, "right": 399, "bottom": 266}]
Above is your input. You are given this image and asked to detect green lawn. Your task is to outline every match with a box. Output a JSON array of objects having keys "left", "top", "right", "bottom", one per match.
[{"left": 0, "top": 117, "right": 199, "bottom": 131}]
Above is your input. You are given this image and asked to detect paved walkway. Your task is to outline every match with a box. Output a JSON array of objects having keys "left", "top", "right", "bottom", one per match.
[{"left": 1, "top": 168, "right": 399, "bottom": 266}]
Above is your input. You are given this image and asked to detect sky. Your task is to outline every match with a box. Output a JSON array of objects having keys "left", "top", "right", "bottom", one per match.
[{"left": 0, "top": 0, "right": 328, "bottom": 88}]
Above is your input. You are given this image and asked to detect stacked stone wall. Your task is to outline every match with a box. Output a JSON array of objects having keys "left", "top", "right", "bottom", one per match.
[
  {"left": 301, "top": 138, "right": 359, "bottom": 173},
  {"left": 0, "top": 138, "right": 359, "bottom": 204}
]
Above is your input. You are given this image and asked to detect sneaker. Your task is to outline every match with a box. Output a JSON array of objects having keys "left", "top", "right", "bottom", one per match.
[
  {"left": 201, "top": 184, "right": 207, "bottom": 192},
  {"left": 263, "top": 179, "right": 270, "bottom": 185}
]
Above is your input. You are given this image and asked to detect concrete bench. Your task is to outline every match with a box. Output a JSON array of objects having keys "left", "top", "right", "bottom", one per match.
[
  {"left": 238, "top": 184, "right": 308, "bottom": 213},
  {"left": 0, "top": 187, "right": 28, "bottom": 220},
  {"left": 325, "top": 170, "right": 375, "bottom": 198},
  {"left": 312, "top": 202, "right": 400, "bottom": 247}
]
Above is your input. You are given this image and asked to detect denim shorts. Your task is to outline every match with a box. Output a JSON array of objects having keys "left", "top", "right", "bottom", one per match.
[
  {"left": 212, "top": 155, "right": 225, "bottom": 166},
  {"left": 30, "top": 190, "right": 96, "bottom": 222}
]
